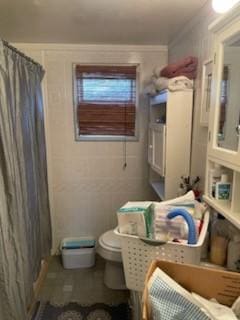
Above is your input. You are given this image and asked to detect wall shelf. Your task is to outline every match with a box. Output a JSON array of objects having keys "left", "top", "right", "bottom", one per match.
[{"left": 203, "top": 195, "right": 240, "bottom": 229}]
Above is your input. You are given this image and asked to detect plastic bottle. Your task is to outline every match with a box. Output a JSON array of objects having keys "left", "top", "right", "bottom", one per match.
[
  {"left": 227, "top": 236, "right": 240, "bottom": 271},
  {"left": 210, "top": 235, "right": 228, "bottom": 266},
  {"left": 215, "top": 174, "right": 231, "bottom": 201},
  {"left": 208, "top": 164, "right": 222, "bottom": 198}
]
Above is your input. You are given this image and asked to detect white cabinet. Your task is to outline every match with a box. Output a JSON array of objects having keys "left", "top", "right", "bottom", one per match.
[
  {"left": 148, "top": 89, "right": 193, "bottom": 200},
  {"left": 207, "top": 7, "right": 240, "bottom": 167},
  {"left": 204, "top": 4, "right": 240, "bottom": 229}
]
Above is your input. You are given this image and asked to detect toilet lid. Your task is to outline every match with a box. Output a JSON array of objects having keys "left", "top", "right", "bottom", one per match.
[{"left": 101, "top": 230, "right": 121, "bottom": 250}]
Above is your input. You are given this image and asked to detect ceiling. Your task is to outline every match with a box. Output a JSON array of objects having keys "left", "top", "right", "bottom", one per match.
[{"left": 0, "top": 0, "right": 209, "bottom": 45}]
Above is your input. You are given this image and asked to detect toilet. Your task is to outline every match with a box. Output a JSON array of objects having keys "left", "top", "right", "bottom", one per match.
[{"left": 97, "top": 229, "right": 127, "bottom": 290}]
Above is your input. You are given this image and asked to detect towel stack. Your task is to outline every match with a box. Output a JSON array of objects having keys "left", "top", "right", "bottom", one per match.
[
  {"left": 144, "top": 56, "right": 198, "bottom": 96},
  {"left": 160, "top": 56, "right": 198, "bottom": 80}
]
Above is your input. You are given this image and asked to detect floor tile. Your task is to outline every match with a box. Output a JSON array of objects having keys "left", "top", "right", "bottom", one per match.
[{"left": 38, "top": 254, "right": 129, "bottom": 306}]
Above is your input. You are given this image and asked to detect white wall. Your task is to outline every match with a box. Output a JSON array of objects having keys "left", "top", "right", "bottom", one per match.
[
  {"left": 168, "top": 1, "right": 218, "bottom": 190},
  {"left": 16, "top": 44, "right": 167, "bottom": 252}
]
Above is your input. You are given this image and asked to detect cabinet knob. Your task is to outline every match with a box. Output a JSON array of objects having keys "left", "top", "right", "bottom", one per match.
[{"left": 149, "top": 145, "right": 153, "bottom": 149}]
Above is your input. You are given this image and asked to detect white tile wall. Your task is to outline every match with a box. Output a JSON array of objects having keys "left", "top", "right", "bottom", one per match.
[
  {"left": 16, "top": 44, "right": 167, "bottom": 252},
  {"left": 168, "top": 1, "right": 219, "bottom": 191}
]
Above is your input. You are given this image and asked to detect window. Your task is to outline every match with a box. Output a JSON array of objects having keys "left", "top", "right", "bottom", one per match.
[{"left": 74, "top": 64, "right": 138, "bottom": 140}]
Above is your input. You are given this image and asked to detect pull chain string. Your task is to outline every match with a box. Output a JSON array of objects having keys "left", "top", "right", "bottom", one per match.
[{"left": 123, "top": 138, "right": 127, "bottom": 170}]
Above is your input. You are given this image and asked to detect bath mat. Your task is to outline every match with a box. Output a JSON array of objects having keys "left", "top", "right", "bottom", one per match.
[{"left": 33, "top": 301, "right": 131, "bottom": 320}]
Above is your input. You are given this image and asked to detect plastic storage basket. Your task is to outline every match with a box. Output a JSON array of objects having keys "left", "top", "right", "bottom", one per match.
[
  {"left": 61, "top": 237, "right": 95, "bottom": 269},
  {"left": 114, "top": 211, "right": 209, "bottom": 292}
]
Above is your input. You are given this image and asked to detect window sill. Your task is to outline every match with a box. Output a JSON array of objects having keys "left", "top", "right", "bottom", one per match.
[{"left": 75, "top": 134, "right": 139, "bottom": 142}]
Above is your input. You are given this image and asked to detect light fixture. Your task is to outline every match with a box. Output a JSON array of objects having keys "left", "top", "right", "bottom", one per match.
[{"left": 212, "top": 0, "right": 239, "bottom": 13}]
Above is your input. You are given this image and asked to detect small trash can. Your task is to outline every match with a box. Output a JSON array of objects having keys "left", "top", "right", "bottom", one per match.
[{"left": 61, "top": 237, "right": 96, "bottom": 269}]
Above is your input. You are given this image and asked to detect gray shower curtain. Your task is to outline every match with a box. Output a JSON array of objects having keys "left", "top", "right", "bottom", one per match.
[{"left": 0, "top": 41, "right": 52, "bottom": 320}]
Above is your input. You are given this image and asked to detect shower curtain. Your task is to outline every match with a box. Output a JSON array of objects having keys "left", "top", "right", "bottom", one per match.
[{"left": 0, "top": 41, "right": 52, "bottom": 320}]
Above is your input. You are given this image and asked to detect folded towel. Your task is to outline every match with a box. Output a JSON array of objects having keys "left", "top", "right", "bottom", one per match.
[
  {"left": 168, "top": 76, "right": 193, "bottom": 92},
  {"left": 160, "top": 56, "right": 198, "bottom": 79},
  {"left": 144, "top": 75, "right": 193, "bottom": 96}
]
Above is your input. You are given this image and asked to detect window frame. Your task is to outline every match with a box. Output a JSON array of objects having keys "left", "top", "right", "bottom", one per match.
[{"left": 72, "top": 63, "right": 139, "bottom": 141}]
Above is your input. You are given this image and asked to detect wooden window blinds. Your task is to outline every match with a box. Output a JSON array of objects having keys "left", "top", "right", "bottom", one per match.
[{"left": 75, "top": 65, "right": 137, "bottom": 136}]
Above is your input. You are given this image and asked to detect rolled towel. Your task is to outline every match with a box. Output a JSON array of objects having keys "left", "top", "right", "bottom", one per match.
[
  {"left": 153, "top": 66, "right": 165, "bottom": 78},
  {"left": 160, "top": 56, "right": 198, "bottom": 79},
  {"left": 151, "top": 74, "right": 158, "bottom": 82},
  {"left": 170, "top": 64, "right": 198, "bottom": 79},
  {"left": 143, "top": 83, "right": 157, "bottom": 96},
  {"left": 152, "top": 76, "right": 169, "bottom": 91}
]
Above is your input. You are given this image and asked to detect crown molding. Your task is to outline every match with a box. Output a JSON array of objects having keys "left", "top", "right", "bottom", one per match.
[
  {"left": 209, "top": 2, "right": 240, "bottom": 33},
  {"left": 13, "top": 43, "right": 168, "bottom": 53}
]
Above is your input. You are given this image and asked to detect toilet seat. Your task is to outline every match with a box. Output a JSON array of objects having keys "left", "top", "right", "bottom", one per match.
[
  {"left": 98, "top": 230, "right": 122, "bottom": 262},
  {"left": 100, "top": 230, "right": 121, "bottom": 252}
]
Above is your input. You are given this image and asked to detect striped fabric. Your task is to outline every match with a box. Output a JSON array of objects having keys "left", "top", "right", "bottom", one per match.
[{"left": 149, "top": 277, "right": 210, "bottom": 320}]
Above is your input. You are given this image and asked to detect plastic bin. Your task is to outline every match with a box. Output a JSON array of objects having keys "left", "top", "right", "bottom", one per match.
[
  {"left": 61, "top": 237, "right": 96, "bottom": 269},
  {"left": 114, "top": 211, "right": 209, "bottom": 292}
]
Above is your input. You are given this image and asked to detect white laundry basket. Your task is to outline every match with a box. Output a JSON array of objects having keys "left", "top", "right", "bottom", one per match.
[{"left": 114, "top": 211, "right": 209, "bottom": 292}]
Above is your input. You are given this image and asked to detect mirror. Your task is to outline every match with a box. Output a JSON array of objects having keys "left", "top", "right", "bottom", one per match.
[{"left": 217, "top": 34, "right": 240, "bottom": 151}]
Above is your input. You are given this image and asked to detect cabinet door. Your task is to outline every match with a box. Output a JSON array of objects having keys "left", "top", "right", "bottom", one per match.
[
  {"left": 209, "top": 18, "right": 240, "bottom": 167},
  {"left": 151, "top": 124, "right": 166, "bottom": 177}
]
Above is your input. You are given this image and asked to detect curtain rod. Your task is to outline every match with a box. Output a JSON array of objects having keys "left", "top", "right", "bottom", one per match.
[{"left": 2, "top": 40, "right": 44, "bottom": 71}]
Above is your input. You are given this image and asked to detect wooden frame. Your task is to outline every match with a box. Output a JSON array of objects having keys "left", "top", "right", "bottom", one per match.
[{"left": 200, "top": 59, "right": 213, "bottom": 126}]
